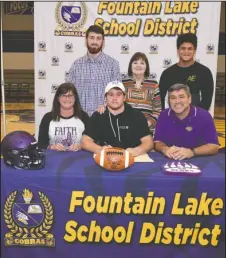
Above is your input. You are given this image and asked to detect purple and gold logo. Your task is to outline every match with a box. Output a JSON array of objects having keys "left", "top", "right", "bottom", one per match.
[
  {"left": 38, "top": 97, "right": 46, "bottom": 106},
  {"left": 121, "top": 44, "right": 129, "bottom": 54},
  {"left": 51, "top": 56, "right": 59, "bottom": 66},
  {"left": 38, "top": 41, "right": 46, "bottom": 51},
  {"left": 65, "top": 42, "right": 73, "bottom": 52},
  {"left": 163, "top": 58, "right": 172, "bottom": 68},
  {"left": 51, "top": 84, "right": 59, "bottom": 93},
  {"left": 149, "top": 44, "right": 158, "bottom": 54},
  {"left": 55, "top": 2, "right": 88, "bottom": 37},
  {"left": 38, "top": 70, "right": 46, "bottom": 79},
  {"left": 4, "top": 189, "right": 55, "bottom": 247},
  {"left": 149, "top": 72, "right": 157, "bottom": 80},
  {"left": 206, "top": 43, "right": 215, "bottom": 54}
]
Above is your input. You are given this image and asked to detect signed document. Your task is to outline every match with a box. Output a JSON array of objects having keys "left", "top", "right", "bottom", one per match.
[{"left": 134, "top": 154, "right": 154, "bottom": 162}]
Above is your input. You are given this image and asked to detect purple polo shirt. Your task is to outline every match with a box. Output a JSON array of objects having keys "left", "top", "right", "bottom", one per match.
[{"left": 154, "top": 106, "right": 219, "bottom": 149}]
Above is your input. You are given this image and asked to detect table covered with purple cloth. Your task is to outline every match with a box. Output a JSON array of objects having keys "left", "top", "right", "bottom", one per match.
[{"left": 1, "top": 150, "right": 225, "bottom": 258}]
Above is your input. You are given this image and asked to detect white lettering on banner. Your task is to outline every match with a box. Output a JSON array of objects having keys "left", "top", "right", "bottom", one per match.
[{"left": 10, "top": 2, "right": 29, "bottom": 12}]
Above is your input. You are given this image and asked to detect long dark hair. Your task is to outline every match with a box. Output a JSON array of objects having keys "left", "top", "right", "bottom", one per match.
[
  {"left": 52, "top": 83, "right": 83, "bottom": 121},
  {"left": 128, "top": 52, "right": 150, "bottom": 78}
]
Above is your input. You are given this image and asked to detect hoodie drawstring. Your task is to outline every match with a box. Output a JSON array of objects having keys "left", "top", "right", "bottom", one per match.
[
  {"left": 117, "top": 119, "right": 121, "bottom": 142},
  {"left": 109, "top": 112, "right": 121, "bottom": 142}
]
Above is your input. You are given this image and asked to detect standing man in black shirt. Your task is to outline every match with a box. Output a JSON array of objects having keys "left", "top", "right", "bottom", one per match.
[
  {"left": 159, "top": 33, "right": 214, "bottom": 110},
  {"left": 81, "top": 81, "right": 153, "bottom": 157}
]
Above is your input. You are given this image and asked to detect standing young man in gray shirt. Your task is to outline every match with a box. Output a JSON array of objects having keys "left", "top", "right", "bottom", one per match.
[{"left": 66, "top": 25, "right": 121, "bottom": 116}]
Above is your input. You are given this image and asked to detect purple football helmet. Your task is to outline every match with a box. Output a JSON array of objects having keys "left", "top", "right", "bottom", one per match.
[{"left": 1, "top": 131, "right": 45, "bottom": 169}]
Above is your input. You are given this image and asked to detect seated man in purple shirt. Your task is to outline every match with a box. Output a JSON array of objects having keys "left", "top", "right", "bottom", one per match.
[{"left": 154, "top": 83, "right": 219, "bottom": 160}]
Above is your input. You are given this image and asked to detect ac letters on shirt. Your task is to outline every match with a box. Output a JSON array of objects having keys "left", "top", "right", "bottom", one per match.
[{"left": 187, "top": 75, "right": 196, "bottom": 82}]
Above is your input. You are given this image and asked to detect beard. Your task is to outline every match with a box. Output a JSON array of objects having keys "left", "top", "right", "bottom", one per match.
[{"left": 87, "top": 43, "right": 103, "bottom": 54}]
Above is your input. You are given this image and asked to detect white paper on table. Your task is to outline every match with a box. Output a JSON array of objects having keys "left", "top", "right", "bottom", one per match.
[{"left": 134, "top": 154, "right": 154, "bottom": 162}]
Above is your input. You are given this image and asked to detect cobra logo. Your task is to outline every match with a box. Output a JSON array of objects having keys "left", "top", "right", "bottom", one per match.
[
  {"left": 121, "top": 44, "right": 129, "bottom": 52},
  {"left": 65, "top": 42, "right": 73, "bottom": 50},
  {"left": 38, "top": 70, "right": 46, "bottom": 77},
  {"left": 52, "top": 56, "right": 59, "bottom": 64},
  {"left": 150, "top": 73, "right": 157, "bottom": 80},
  {"left": 4, "top": 190, "right": 55, "bottom": 247},
  {"left": 38, "top": 41, "right": 46, "bottom": 49},
  {"left": 39, "top": 97, "right": 46, "bottom": 104},
  {"left": 150, "top": 44, "right": 158, "bottom": 51},
  {"left": 51, "top": 84, "right": 58, "bottom": 92},
  {"left": 121, "top": 72, "right": 127, "bottom": 79},
  {"left": 207, "top": 44, "right": 214, "bottom": 51},
  {"left": 163, "top": 58, "right": 171, "bottom": 66}
]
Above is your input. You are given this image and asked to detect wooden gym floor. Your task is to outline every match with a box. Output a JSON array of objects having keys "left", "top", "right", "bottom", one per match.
[{"left": 1, "top": 103, "right": 225, "bottom": 149}]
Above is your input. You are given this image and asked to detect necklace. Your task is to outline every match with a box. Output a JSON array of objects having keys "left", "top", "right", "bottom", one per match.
[
  {"left": 134, "top": 81, "right": 143, "bottom": 89},
  {"left": 133, "top": 77, "right": 144, "bottom": 89}
]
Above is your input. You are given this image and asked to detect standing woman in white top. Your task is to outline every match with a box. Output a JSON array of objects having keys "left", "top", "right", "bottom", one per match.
[{"left": 38, "top": 83, "right": 89, "bottom": 151}]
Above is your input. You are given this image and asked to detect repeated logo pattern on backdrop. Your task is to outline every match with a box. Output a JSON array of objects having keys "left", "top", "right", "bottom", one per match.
[{"left": 34, "top": 1, "right": 221, "bottom": 137}]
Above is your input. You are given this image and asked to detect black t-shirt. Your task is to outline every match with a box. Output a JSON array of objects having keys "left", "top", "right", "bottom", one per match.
[
  {"left": 159, "top": 62, "right": 214, "bottom": 110},
  {"left": 83, "top": 103, "right": 151, "bottom": 149}
]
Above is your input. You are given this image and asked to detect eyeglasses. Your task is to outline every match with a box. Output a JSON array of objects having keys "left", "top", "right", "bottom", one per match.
[{"left": 60, "top": 94, "right": 75, "bottom": 100}]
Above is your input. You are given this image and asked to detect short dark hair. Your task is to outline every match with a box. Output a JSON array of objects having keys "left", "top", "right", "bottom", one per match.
[
  {"left": 86, "top": 25, "right": 104, "bottom": 39},
  {"left": 128, "top": 52, "right": 150, "bottom": 77},
  {"left": 52, "top": 83, "right": 83, "bottom": 121},
  {"left": 168, "top": 83, "right": 191, "bottom": 97},
  {"left": 177, "top": 33, "right": 197, "bottom": 50}
]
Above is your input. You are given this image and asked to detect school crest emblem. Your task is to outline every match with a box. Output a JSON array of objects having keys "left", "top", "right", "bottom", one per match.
[
  {"left": 4, "top": 189, "right": 55, "bottom": 247},
  {"left": 55, "top": 2, "right": 88, "bottom": 37}
]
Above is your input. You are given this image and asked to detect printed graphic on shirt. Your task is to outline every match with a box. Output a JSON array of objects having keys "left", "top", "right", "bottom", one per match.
[
  {"left": 187, "top": 75, "right": 196, "bottom": 82},
  {"left": 49, "top": 118, "right": 85, "bottom": 147},
  {"left": 54, "top": 127, "right": 77, "bottom": 147},
  {"left": 119, "top": 126, "right": 129, "bottom": 130}
]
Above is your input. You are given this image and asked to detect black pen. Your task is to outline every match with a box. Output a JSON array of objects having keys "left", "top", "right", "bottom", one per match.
[{"left": 104, "top": 142, "right": 113, "bottom": 148}]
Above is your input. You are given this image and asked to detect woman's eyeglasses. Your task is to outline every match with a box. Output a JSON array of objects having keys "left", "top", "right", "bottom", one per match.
[{"left": 60, "top": 94, "right": 75, "bottom": 100}]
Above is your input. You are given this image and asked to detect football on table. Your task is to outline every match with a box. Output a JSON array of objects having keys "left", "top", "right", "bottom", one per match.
[{"left": 94, "top": 147, "right": 134, "bottom": 171}]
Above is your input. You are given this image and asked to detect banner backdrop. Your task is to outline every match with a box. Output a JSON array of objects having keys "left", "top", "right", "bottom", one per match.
[{"left": 34, "top": 1, "right": 221, "bottom": 137}]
